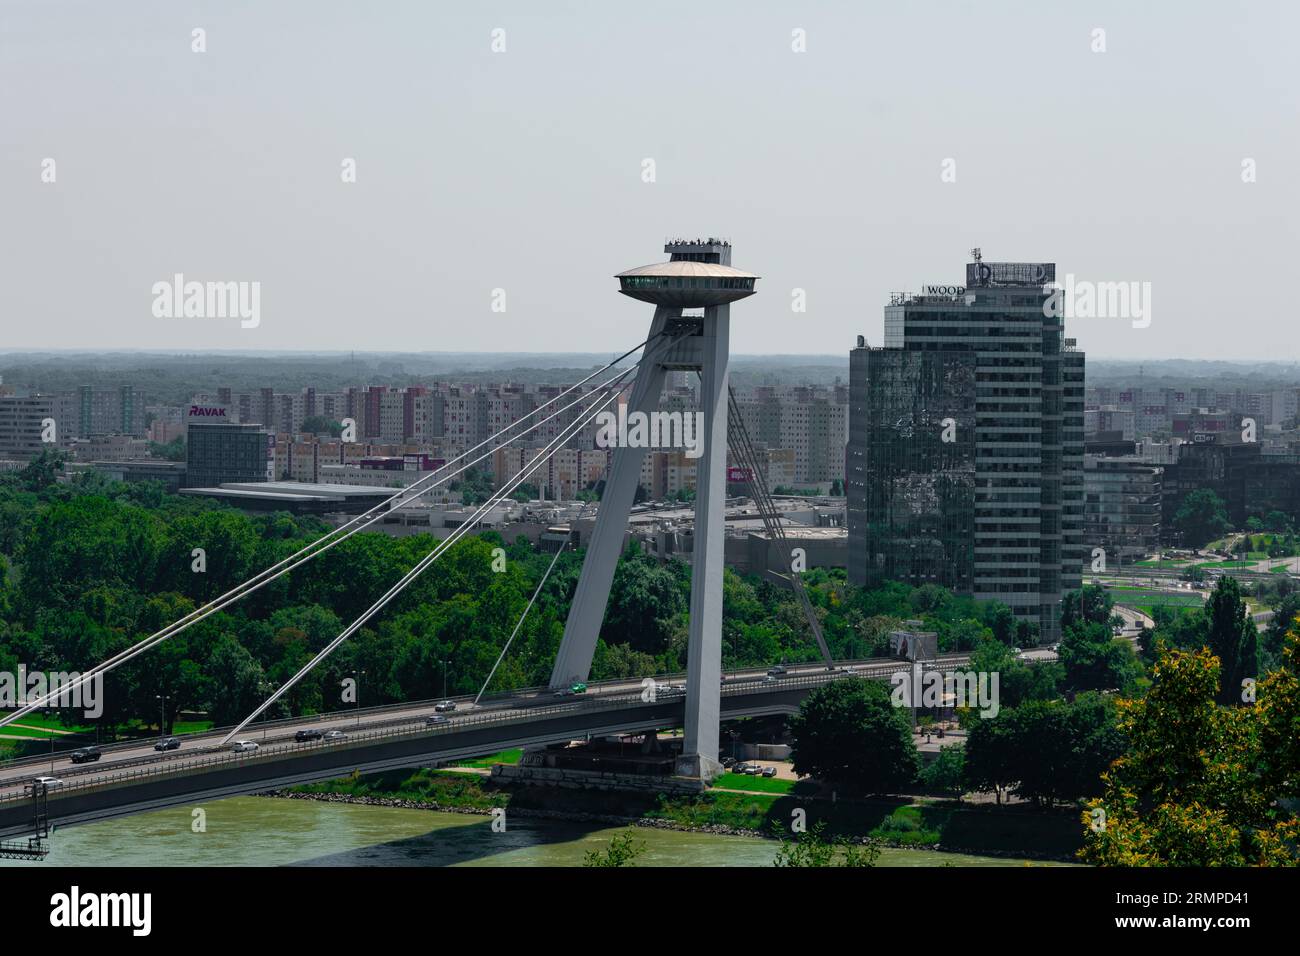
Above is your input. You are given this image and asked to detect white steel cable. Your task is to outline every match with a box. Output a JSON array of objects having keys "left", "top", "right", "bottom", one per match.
[
  {"left": 219, "top": 373, "right": 632, "bottom": 744},
  {"left": 473, "top": 500, "right": 593, "bottom": 704}
]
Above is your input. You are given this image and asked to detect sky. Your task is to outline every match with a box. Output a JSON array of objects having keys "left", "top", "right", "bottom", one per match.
[{"left": 1, "top": 0, "right": 1296, "bottom": 360}]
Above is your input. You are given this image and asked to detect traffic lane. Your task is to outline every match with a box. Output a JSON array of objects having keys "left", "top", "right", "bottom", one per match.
[
  {"left": 0, "top": 702, "right": 548, "bottom": 796},
  {"left": 1, "top": 657, "right": 959, "bottom": 787}
]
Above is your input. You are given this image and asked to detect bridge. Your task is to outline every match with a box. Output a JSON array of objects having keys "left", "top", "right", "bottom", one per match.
[
  {"left": 0, "top": 656, "right": 978, "bottom": 841},
  {"left": 0, "top": 238, "right": 1017, "bottom": 854}
]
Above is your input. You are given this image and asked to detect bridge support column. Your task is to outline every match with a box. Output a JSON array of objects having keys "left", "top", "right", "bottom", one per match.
[
  {"left": 547, "top": 309, "right": 673, "bottom": 689},
  {"left": 675, "top": 304, "right": 728, "bottom": 783}
]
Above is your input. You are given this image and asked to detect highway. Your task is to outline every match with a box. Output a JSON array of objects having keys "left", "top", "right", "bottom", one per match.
[
  {"left": 0, "top": 654, "right": 1003, "bottom": 840},
  {"left": 0, "top": 655, "right": 979, "bottom": 798}
]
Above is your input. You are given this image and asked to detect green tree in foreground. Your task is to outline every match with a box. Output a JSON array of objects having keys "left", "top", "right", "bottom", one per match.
[
  {"left": 1080, "top": 628, "right": 1300, "bottom": 866},
  {"left": 772, "top": 820, "right": 880, "bottom": 867},
  {"left": 583, "top": 829, "right": 647, "bottom": 867}
]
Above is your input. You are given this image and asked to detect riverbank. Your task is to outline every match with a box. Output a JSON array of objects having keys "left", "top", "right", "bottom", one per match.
[{"left": 274, "top": 768, "right": 1084, "bottom": 862}]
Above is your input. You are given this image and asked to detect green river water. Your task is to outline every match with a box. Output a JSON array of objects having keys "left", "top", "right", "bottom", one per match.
[{"left": 5, "top": 797, "right": 1074, "bottom": 867}]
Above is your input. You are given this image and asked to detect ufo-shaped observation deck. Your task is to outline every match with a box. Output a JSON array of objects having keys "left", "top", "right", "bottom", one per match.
[{"left": 616, "top": 260, "right": 759, "bottom": 308}]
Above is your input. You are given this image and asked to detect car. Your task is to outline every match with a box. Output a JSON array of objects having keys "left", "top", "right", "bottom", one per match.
[
  {"left": 323, "top": 730, "right": 348, "bottom": 742},
  {"left": 840, "top": 665, "right": 858, "bottom": 675},
  {"left": 767, "top": 664, "right": 787, "bottom": 676},
  {"left": 29, "top": 776, "right": 64, "bottom": 790},
  {"left": 762, "top": 766, "right": 778, "bottom": 778},
  {"left": 154, "top": 737, "right": 181, "bottom": 752},
  {"left": 231, "top": 740, "right": 259, "bottom": 754},
  {"left": 746, "top": 765, "right": 763, "bottom": 775},
  {"left": 425, "top": 714, "right": 449, "bottom": 726},
  {"left": 763, "top": 675, "right": 778, "bottom": 684},
  {"left": 434, "top": 700, "right": 457, "bottom": 713},
  {"left": 732, "top": 763, "right": 750, "bottom": 774},
  {"left": 721, "top": 756, "right": 736, "bottom": 768},
  {"left": 295, "top": 729, "right": 323, "bottom": 742},
  {"left": 569, "top": 682, "right": 588, "bottom": 695},
  {"left": 69, "top": 747, "right": 101, "bottom": 764}
]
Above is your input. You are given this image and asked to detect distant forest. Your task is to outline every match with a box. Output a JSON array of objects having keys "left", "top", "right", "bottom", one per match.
[
  {"left": 0, "top": 351, "right": 848, "bottom": 402},
  {"left": 2, "top": 353, "right": 1298, "bottom": 404}
]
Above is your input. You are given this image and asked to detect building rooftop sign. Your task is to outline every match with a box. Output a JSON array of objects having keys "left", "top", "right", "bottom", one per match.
[
  {"left": 965, "top": 261, "right": 1056, "bottom": 288},
  {"left": 187, "top": 404, "right": 229, "bottom": 422}
]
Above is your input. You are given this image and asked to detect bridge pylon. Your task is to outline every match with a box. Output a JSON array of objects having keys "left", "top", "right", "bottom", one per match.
[{"left": 548, "top": 238, "right": 758, "bottom": 782}]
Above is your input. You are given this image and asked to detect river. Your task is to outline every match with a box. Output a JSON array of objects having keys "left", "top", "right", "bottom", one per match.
[{"left": 5, "top": 796, "right": 1074, "bottom": 867}]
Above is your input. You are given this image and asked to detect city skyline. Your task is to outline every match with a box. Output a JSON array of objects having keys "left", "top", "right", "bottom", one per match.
[{"left": 3, "top": 1, "right": 1297, "bottom": 360}]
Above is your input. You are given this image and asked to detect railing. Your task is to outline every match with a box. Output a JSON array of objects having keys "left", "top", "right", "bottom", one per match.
[{"left": 0, "top": 660, "right": 960, "bottom": 806}]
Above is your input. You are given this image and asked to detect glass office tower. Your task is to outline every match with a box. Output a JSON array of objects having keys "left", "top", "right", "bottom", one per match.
[{"left": 848, "top": 257, "right": 1085, "bottom": 642}]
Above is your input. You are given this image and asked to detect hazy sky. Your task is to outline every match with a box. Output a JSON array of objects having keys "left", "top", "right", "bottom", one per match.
[{"left": 2, "top": 1, "right": 1296, "bottom": 360}]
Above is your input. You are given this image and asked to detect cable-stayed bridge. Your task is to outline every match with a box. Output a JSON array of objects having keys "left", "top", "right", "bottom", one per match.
[{"left": 0, "top": 238, "right": 877, "bottom": 849}]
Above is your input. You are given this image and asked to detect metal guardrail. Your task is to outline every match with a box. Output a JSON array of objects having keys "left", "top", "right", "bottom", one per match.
[{"left": 0, "top": 659, "right": 963, "bottom": 806}]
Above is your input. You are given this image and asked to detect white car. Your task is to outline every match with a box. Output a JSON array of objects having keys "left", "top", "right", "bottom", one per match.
[
  {"left": 323, "top": 730, "right": 348, "bottom": 742},
  {"left": 29, "top": 776, "right": 64, "bottom": 791},
  {"left": 231, "top": 740, "right": 259, "bottom": 754}
]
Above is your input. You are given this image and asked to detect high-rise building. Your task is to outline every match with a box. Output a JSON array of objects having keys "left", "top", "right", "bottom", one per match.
[
  {"left": 733, "top": 386, "right": 847, "bottom": 485},
  {"left": 1083, "top": 456, "right": 1163, "bottom": 563},
  {"left": 185, "top": 404, "right": 273, "bottom": 487},
  {"left": 848, "top": 255, "right": 1086, "bottom": 642},
  {"left": 0, "top": 395, "right": 69, "bottom": 458},
  {"left": 75, "top": 385, "right": 147, "bottom": 437}
]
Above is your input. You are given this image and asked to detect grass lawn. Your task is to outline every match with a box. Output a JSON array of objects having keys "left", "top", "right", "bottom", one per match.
[
  {"left": 1133, "top": 558, "right": 1190, "bottom": 567},
  {"left": 1198, "top": 560, "right": 1256, "bottom": 569},
  {"left": 0, "top": 711, "right": 94, "bottom": 739},
  {"left": 451, "top": 748, "right": 523, "bottom": 769},
  {"left": 714, "top": 771, "right": 796, "bottom": 794},
  {"left": 171, "top": 720, "right": 213, "bottom": 735},
  {"left": 1108, "top": 587, "right": 1201, "bottom": 603}
]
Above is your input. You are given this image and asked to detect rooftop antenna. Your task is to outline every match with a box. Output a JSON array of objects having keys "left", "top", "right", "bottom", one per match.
[{"left": 970, "top": 247, "right": 982, "bottom": 263}]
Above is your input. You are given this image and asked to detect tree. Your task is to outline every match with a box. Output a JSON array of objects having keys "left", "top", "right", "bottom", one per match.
[
  {"left": 1265, "top": 510, "right": 1294, "bottom": 533},
  {"left": 204, "top": 635, "right": 268, "bottom": 727},
  {"left": 1081, "top": 635, "right": 1299, "bottom": 866},
  {"left": 300, "top": 415, "right": 343, "bottom": 437},
  {"left": 983, "top": 602, "right": 1018, "bottom": 647},
  {"left": 583, "top": 829, "right": 647, "bottom": 867},
  {"left": 604, "top": 550, "right": 686, "bottom": 654},
  {"left": 920, "top": 744, "right": 966, "bottom": 797},
  {"left": 1060, "top": 585, "right": 1114, "bottom": 631},
  {"left": 509, "top": 482, "right": 539, "bottom": 502},
  {"left": 968, "top": 638, "right": 1060, "bottom": 709},
  {"left": 148, "top": 436, "right": 186, "bottom": 461},
  {"left": 965, "top": 695, "right": 1123, "bottom": 807},
  {"left": 17, "top": 448, "right": 66, "bottom": 492},
  {"left": 1058, "top": 620, "right": 1141, "bottom": 693},
  {"left": 788, "top": 679, "right": 920, "bottom": 793},
  {"left": 1174, "top": 488, "right": 1230, "bottom": 549},
  {"left": 771, "top": 820, "right": 879, "bottom": 867},
  {"left": 1202, "top": 575, "right": 1258, "bottom": 706}
]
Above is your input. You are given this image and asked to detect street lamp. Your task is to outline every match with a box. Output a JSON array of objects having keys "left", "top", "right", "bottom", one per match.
[
  {"left": 442, "top": 660, "right": 450, "bottom": 700},
  {"left": 354, "top": 670, "right": 365, "bottom": 726},
  {"left": 45, "top": 708, "right": 55, "bottom": 773},
  {"left": 155, "top": 694, "right": 168, "bottom": 741}
]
